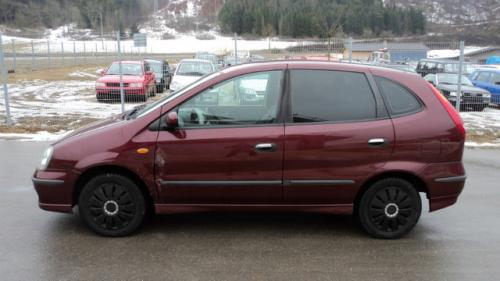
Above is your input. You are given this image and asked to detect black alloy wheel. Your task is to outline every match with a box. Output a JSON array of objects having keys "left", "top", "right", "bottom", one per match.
[
  {"left": 79, "top": 174, "right": 145, "bottom": 237},
  {"left": 358, "top": 178, "right": 421, "bottom": 239}
]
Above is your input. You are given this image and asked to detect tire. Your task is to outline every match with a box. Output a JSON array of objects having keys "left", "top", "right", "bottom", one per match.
[
  {"left": 78, "top": 173, "right": 146, "bottom": 237},
  {"left": 357, "top": 178, "right": 422, "bottom": 239}
]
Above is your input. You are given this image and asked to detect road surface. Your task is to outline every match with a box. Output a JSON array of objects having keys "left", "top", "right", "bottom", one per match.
[{"left": 0, "top": 141, "right": 499, "bottom": 280}]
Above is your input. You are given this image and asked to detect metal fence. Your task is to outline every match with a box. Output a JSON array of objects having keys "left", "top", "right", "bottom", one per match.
[{"left": 1, "top": 32, "right": 499, "bottom": 134}]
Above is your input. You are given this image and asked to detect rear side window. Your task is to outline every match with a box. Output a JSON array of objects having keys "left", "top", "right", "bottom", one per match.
[
  {"left": 290, "top": 70, "right": 377, "bottom": 123},
  {"left": 375, "top": 77, "right": 422, "bottom": 116},
  {"left": 490, "top": 73, "right": 500, "bottom": 84}
]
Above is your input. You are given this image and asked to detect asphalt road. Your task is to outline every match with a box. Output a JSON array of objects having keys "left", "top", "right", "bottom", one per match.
[{"left": 1, "top": 141, "right": 499, "bottom": 281}]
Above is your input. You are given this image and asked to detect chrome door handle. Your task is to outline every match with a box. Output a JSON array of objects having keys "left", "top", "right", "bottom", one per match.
[
  {"left": 368, "top": 138, "right": 386, "bottom": 146},
  {"left": 255, "top": 143, "right": 276, "bottom": 152}
]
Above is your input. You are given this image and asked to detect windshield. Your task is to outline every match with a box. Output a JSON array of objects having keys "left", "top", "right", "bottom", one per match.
[
  {"left": 135, "top": 72, "right": 222, "bottom": 118},
  {"left": 106, "top": 63, "right": 143, "bottom": 76},
  {"left": 176, "top": 61, "right": 213, "bottom": 76},
  {"left": 147, "top": 62, "right": 162, "bottom": 75},
  {"left": 443, "top": 63, "right": 473, "bottom": 74},
  {"left": 195, "top": 54, "right": 218, "bottom": 64},
  {"left": 437, "top": 74, "right": 473, "bottom": 86}
]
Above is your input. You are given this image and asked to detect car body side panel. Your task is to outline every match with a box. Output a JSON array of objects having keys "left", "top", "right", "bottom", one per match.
[{"left": 283, "top": 119, "right": 395, "bottom": 204}]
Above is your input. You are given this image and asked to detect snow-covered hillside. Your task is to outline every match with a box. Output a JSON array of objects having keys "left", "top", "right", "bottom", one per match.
[{"left": 388, "top": 0, "right": 500, "bottom": 26}]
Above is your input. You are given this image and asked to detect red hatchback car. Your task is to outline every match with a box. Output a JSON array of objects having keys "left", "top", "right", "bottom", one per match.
[
  {"left": 95, "top": 60, "right": 156, "bottom": 102},
  {"left": 33, "top": 61, "right": 466, "bottom": 238}
]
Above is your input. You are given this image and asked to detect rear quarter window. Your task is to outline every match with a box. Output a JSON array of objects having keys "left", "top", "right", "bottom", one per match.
[{"left": 375, "top": 76, "right": 422, "bottom": 116}]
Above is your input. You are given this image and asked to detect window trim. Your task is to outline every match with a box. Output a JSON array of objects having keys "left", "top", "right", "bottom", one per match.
[
  {"left": 374, "top": 76, "right": 425, "bottom": 118},
  {"left": 158, "top": 70, "right": 287, "bottom": 131},
  {"left": 285, "top": 69, "right": 388, "bottom": 125}
]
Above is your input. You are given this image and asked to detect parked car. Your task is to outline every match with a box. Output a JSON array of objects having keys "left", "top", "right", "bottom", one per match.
[
  {"left": 381, "top": 64, "right": 416, "bottom": 73},
  {"left": 95, "top": 60, "right": 156, "bottom": 102},
  {"left": 194, "top": 52, "right": 221, "bottom": 70},
  {"left": 145, "top": 59, "right": 172, "bottom": 93},
  {"left": 224, "top": 50, "right": 252, "bottom": 66},
  {"left": 424, "top": 73, "right": 491, "bottom": 111},
  {"left": 416, "top": 59, "right": 474, "bottom": 77},
  {"left": 170, "top": 59, "right": 216, "bottom": 92},
  {"left": 470, "top": 69, "right": 500, "bottom": 105},
  {"left": 33, "top": 61, "right": 466, "bottom": 239}
]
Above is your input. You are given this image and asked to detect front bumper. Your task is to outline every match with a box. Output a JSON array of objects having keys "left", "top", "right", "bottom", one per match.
[
  {"left": 96, "top": 87, "right": 146, "bottom": 97},
  {"left": 32, "top": 170, "right": 76, "bottom": 213}
]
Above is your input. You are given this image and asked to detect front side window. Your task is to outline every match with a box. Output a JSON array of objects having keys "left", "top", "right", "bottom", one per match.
[
  {"left": 476, "top": 71, "right": 491, "bottom": 82},
  {"left": 375, "top": 77, "right": 422, "bottom": 116},
  {"left": 290, "top": 70, "right": 377, "bottom": 123},
  {"left": 177, "top": 71, "right": 283, "bottom": 127}
]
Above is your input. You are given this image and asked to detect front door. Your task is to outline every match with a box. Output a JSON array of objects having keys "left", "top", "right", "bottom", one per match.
[{"left": 156, "top": 70, "right": 285, "bottom": 204}]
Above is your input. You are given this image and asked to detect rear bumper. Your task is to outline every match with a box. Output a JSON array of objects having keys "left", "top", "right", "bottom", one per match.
[
  {"left": 420, "top": 162, "right": 466, "bottom": 212},
  {"left": 32, "top": 170, "right": 76, "bottom": 213}
]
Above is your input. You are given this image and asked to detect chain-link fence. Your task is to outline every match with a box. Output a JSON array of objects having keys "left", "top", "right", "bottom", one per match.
[{"left": 1, "top": 33, "right": 499, "bottom": 136}]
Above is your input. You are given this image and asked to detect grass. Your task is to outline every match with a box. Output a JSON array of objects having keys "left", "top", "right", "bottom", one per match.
[
  {"left": 7, "top": 65, "right": 106, "bottom": 82},
  {"left": 0, "top": 116, "right": 99, "bottom": 134}
]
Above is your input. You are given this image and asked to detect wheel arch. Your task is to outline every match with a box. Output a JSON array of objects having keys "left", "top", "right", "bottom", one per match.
[
  {"left": 73, "top": 165, "right": 155, "bottom": 214},
  {"left": 354, "top": 171, "right": 429, "bottom": 211}
]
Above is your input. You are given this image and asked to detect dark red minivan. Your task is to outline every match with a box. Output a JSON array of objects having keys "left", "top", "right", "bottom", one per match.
[{"left": 32, "top": 61, "right": 466, "bottom": 238}]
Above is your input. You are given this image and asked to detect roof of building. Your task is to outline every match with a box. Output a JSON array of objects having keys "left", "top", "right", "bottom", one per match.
[
  {"left": 463, "top": 47, "right": 500, "bottom": 57},
  {"left": 347, "top": 42, "right": 429, "bottom": 52}
]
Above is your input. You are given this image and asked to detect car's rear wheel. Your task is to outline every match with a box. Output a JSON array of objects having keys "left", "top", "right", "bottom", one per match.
[
  {"left": 78, "top": 174, "right": 146, "bottom": 237},
  {"left": 358, "top": 178, "right": 421, "bottom": 239}
]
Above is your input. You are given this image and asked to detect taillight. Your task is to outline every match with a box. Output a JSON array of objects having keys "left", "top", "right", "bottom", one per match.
[{"left": 428, "top": 83, "right": 466, "bottom": 139}]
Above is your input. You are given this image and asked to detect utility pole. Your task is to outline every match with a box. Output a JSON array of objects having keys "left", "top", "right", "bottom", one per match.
[
  {"left": 154, "top": 0, "right": 159, "bottom": 13},
  {"left": 0, "top": 33, "right": 12, "bottom": 125},
  {"left": 100, "top": 12, "right": 104, "bottom": 50}
]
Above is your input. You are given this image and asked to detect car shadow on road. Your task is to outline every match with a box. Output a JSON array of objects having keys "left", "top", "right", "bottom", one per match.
[{"left": 140, "top": 212, "right": 366, "bottom": 238}]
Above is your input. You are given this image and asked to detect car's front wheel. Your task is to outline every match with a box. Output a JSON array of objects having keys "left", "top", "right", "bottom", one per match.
[
  {"left": 78, "top": 174, "right": 146, "bottom": 237},
  {"left": 357, "top": 178, "right": 421, "bottom": 239}
]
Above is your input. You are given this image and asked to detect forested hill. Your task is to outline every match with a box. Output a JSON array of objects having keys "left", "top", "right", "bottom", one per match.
[
  {"left": 218, "top": 0, "right": 425, "bottom": 37},
  {"left": 0, "top": 0, "right": 426, "bottom": 38},
  {"left": 0, "top": 0, "right": 151, "bottom": 33}
]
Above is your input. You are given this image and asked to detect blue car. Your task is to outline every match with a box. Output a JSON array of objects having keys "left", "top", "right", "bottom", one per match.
[{"left": 470, "top": 69, "right": 500, "bottom": 105}]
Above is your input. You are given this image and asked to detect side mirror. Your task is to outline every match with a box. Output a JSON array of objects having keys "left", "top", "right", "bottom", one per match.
[
  {"left": 495, "top": 81, "right": 500, "bottom": 85},
  {"left": 99, "top": 69, "right": 106, "bottom": 76},
  {"left": 164, "top": 111, "right": 178, "bottom": 129}
]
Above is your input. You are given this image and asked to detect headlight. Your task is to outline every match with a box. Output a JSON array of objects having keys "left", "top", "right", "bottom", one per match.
[
  {"left": 95, "top": 82, "right": 105, "bottom": 87},
  {"left": 483, "top": 92, "right": 491, "bottom": 98},
  {"left": 39, "top": 146, "right": 53, "bottom": 170},
  {"left": 129, "top": 82, "right": 143, "bottom": 87},
  {"left": 449, "top": 91, "right": 457, "bottom": 97}
]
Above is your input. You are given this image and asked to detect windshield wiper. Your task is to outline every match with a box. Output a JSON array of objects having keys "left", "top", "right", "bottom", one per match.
[{"left": 124, "top": 104, "right": 147, "bottom": 120}]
